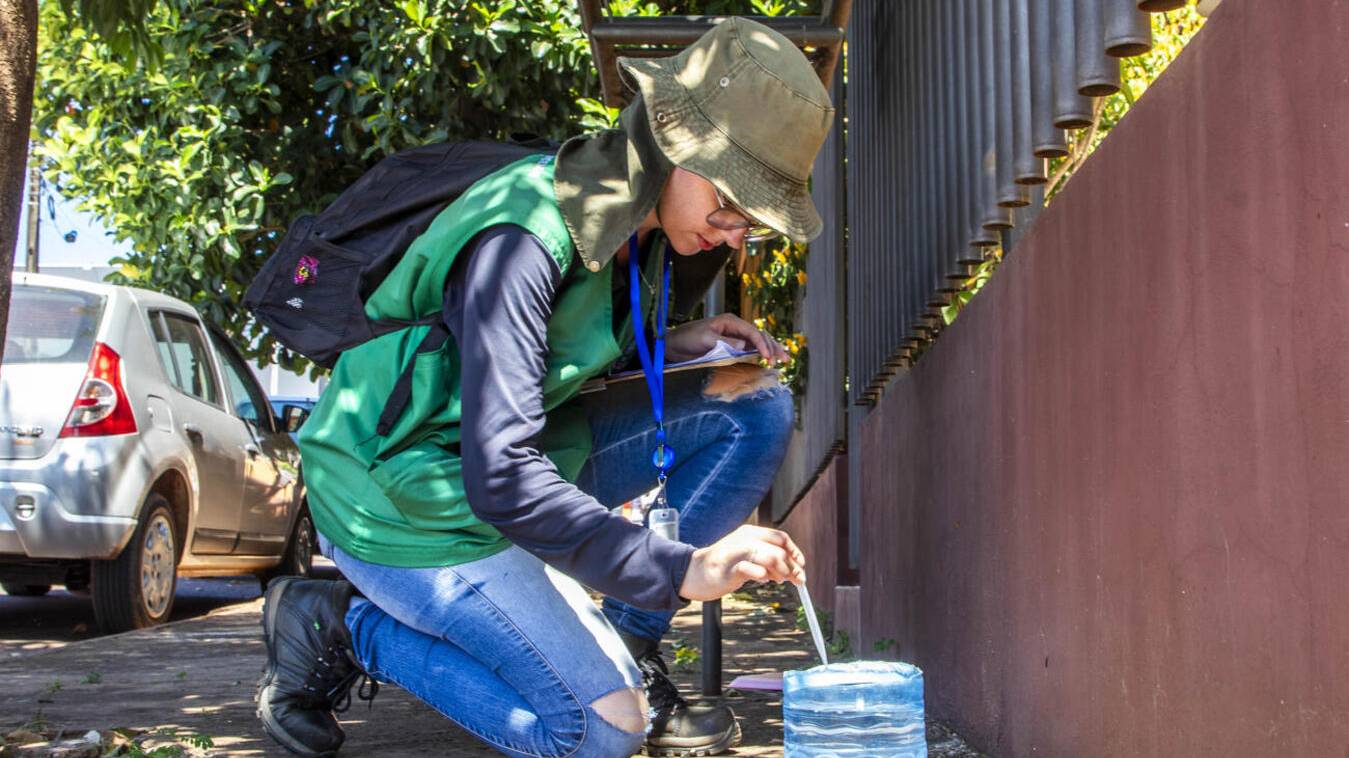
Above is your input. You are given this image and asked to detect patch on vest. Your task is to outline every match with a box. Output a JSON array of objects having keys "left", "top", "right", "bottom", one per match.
[{"left": 293, "top": 255, "right": 320, "bottom": 286}]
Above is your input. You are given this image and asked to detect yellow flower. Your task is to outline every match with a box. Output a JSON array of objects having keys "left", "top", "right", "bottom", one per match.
[{"left": 796, "top": 271, "right": 808, "bottom": 286}]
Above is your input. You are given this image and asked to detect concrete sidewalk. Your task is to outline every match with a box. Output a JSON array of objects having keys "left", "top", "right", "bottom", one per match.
[{"left": 0, "top": 583, "right": 983, "bottom": 756}]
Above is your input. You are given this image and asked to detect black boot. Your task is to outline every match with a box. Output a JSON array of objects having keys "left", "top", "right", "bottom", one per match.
[
  {"left": 256, "top": 577, "right": 379, "bottom": 757},
  {"left": 620, "top": 632, "right": 742, "bottom": 757}
]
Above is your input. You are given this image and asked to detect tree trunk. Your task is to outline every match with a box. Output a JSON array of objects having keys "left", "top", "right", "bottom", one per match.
[{"left": 0, "top": 0, "right": 38, "bottom": 369}]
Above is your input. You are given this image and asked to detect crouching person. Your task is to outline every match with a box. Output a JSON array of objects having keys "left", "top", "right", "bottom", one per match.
[{"left": 256, "top": 17, "right": 832, "bottom": 758}]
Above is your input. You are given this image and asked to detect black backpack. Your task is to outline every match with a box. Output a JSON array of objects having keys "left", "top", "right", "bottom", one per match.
[
  {"left": 243, "top": 138, "right": 554, "bottom": 433},
  {"left": 244, "top": 139, "right": 553, "bottom": 368}
]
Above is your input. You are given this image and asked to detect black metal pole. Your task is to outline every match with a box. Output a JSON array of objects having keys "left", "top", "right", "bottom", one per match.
[
  {"left": 901, "top": 0, "right": 917, "bottom": 342},
  {"left": 923, "top": 0, "right": 947, "bottom": 307},
  {"left": 950, "top": 0, "right": 978, "bottom": 266},
  {"left": 1105, "top": 0, "right": 1153, "bottom": 57},
  {"left": 968, "top": 0, "right": 999, "bottom": 246},
  {"left": 1138, "top": 0, "right": 1186, "bottom": 11},
  {"left": 1011, "top": 0, "right": 1046, "bottom": 184},
  {"left": 935, "top": 0, "right": 959, "bottom": 291},
  {"left": 980, "top": 0, "right": 1013, "bottom": 230},
  {"left": 1075, "top": 0, "right": 1122, "bottom": 96},
  {"left": 700, "top": 600, "right": 722, "bottom": 696},
  {"left": 1052, "top": 0, "right": 1094, "bottom": 128},
  {"left": 996, "top": 0, "right": 1029, "bottom": 207},
  {"left": 1030, "top": 0, "right": 1068, "bottom": 158}
]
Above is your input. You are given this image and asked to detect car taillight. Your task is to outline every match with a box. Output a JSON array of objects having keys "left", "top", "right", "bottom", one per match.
[{"left": 60, "top": 342, "right": 138, "bottom": 438}]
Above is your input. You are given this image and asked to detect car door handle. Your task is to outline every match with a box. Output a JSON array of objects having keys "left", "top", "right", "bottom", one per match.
[
  {"left": 244, "top": 443, "right": 260, "bottom": 458},
  {"left": 182, "top": 423, "right": 203, "bottom": 439}
]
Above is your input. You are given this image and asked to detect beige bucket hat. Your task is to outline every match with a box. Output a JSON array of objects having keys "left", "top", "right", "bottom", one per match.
[{"left": 618, "top": 17, "right": 836, "bottom": 243}]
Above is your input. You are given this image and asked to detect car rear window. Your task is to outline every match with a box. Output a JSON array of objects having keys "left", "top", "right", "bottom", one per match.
[
  {"left": 151, "top": 312, "right": 221, "bottom": 406},
  {"left": 4, "top": 285, "right": 105, "bottom": 365}
]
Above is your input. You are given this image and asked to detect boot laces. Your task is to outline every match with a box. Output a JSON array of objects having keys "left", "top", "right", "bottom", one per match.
[
  {"left": 634, "top": 648, "right": 687, "bottom": 713},
  {"left": 301, "top": 642, "right": 379, "bottom": 712},
  {"left": 332, "top": 673, "right": 381, "bottom": 714}
]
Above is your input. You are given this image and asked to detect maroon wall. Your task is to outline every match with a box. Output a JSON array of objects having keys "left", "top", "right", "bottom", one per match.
[
  {"left": 779, "top": 454, "right": 844, "bottom": 614},
  {"left": 856, "top": 1, "right": 1349, "bottom": 755}
]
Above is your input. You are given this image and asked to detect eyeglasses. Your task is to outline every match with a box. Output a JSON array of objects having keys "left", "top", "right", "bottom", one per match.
[{"left": 707, "top": 188, "right": 781, "bottom": 245}]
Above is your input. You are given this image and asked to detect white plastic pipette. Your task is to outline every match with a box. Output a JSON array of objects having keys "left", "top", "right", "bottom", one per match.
[{"left": 797, "top": 580, "right": 829, "bottom": 666}]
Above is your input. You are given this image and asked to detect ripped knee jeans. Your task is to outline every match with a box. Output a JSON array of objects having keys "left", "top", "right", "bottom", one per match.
[
  {"left": 577, "top": 364, "right": 795, "bottom": 642},
  {"left": 323, "top": 535, "right": 649, "bottom": 758}
]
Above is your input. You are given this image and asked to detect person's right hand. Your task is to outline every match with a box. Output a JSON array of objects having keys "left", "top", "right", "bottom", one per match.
[{"left": 678, "top": 525, "right": 807, "bottom": 602}]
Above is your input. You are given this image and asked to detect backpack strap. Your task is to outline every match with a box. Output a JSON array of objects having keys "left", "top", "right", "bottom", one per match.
[{"left": 376, "top": 320, "right": 450, "bottom": 436}]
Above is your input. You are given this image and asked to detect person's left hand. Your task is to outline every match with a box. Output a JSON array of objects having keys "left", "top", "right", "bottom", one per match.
[{"left": 665, "top": 314, "right": 790, "bottom": 364}]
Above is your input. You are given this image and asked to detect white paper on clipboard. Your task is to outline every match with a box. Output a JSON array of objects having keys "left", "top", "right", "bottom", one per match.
[{"left": 580, "top": 340, "right": 761, "bottom": 394}]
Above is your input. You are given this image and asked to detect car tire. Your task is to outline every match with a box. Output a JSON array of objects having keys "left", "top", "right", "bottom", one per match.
[
  {"left": 1, "top": 583, "right": 51, "bottom": 597},
  {"left": 92, "top": 494, "right": 178, "bottom": 633},
  {"left": 258, "top": 507, "right": 315, "bottom": 592}
]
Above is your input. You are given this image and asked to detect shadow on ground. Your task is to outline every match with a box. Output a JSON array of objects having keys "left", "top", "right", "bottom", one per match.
[{"left": 0, "top": 581, "right": 985, "bottom": 756}]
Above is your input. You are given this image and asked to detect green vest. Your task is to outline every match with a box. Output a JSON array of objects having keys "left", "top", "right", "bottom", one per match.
[{"left": 299, "top": 155, "right": 639, "bottom": 567}]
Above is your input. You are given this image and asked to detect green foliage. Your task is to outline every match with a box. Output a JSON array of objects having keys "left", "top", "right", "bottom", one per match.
[
  {"left": 670, "top": 637, "right": 701, "bottom": 670},
  {"left": 58, "top": 0, "right": 162, "bottom": 67},
  {"left": 941, "top": 248, "right": 1001, "bottom": 326},
  {"left": 36, "top": 1, "right": 599, "bottom": 368},
  {"left": 826, "top": 628, "right": 850, "bottom": 659},
  {"left": 794, "top": 602, "right": 852, "bottom": 660},
  {"left": 34, "top": 0, "right": 813, "bottom": 370},
  {"left": 742, "top": 240, "right": 808, "bottom": 395},
  {"left": 111, "top": 727, "right": 215, "bottom": 757}
]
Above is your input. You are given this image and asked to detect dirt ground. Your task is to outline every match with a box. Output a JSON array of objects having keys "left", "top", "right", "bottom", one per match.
[{"left": 0, "top": 582, "right": 984, "bottom": 757}]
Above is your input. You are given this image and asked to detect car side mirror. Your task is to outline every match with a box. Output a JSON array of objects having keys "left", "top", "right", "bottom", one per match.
[{"left": 281, "top": 404, "right": 310, "bottom": 433}]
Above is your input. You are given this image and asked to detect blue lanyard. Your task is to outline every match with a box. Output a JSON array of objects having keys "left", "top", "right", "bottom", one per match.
[{"left": 628, "top": 234, "right": 674, "bottom": 483}]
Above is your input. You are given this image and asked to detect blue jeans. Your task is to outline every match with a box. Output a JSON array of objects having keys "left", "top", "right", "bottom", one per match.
[
  {"left": 323, "top": 367, "right": 792, "bottom": 757},
  {"left": 577, "top": 367, "right": 794, "bottom": 642}
]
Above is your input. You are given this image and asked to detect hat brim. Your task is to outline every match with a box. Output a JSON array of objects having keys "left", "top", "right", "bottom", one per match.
[{"left": 619, "top": 56, "right": 824, "bottom": 244}]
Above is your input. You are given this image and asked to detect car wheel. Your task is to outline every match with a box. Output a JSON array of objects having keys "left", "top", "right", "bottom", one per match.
[
  {"left": 258, "top": 508, "right": 315, "bottom": 591},
  {"left": 92, "top": 493, "right": 178, "bottom": 633},
  {"left": 1, "top": 583, "right": 51, "bottom": 597}
]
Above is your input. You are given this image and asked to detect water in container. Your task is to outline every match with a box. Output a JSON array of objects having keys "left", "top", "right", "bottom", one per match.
[{"left": 783, "top": 660, "right": 927, "bottom": 757}]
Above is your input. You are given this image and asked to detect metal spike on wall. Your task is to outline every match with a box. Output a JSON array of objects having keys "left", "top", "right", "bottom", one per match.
[{"left": 837, "top": 0, "right": 1190, "bottom": 404}]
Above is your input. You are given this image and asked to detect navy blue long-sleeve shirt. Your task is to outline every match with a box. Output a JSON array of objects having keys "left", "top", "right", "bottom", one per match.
[{"left": 445, "top": 225, "right": 695, "bottom": 611}]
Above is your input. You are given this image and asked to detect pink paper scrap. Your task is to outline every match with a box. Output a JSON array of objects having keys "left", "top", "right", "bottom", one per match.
[{"left": 727, "top": 673, "right": 784, "bottom": 692}]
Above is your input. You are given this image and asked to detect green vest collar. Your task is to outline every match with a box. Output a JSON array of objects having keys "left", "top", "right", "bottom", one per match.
[{"left": 554, "top": 96, "right": 673, "bottom": 273}]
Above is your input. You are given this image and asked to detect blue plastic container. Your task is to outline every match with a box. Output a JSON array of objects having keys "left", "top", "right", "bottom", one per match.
[{"left": 783, "top": 661, "right": 927, "bottom": 757}]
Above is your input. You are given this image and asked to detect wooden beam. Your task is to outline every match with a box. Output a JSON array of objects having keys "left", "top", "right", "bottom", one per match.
[{"left": 579, "top": 1, "right": 852, "bottom": 109}]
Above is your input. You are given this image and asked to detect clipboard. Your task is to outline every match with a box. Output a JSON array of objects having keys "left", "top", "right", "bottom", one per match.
[{"left": 580, "top": 340, "right": 761, "bottom": 394}]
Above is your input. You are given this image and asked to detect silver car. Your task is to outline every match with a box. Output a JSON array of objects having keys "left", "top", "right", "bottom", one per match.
[{"left": 1, "top": 273, "right": 314, "bottom": 632}]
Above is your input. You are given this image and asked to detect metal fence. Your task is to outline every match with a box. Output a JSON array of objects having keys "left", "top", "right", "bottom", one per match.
[
  {"left": 774, "top": 0, "right": 1186, "bottom": 514},
  {"left": 843, "top": 0, "right": 1176, "bottom": 409}
]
